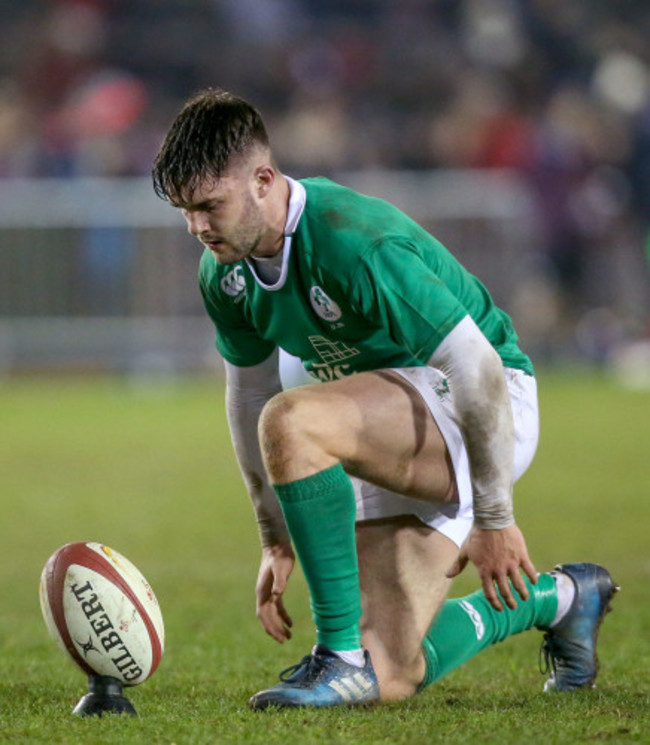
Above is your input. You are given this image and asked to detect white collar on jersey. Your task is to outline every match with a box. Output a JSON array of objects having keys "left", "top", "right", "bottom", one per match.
[
  {"left": 284, "top": 176, "right": 307, "bottom": 236},
  {"left": 246, "top": 176, "right": 306, "bottom": 290}
]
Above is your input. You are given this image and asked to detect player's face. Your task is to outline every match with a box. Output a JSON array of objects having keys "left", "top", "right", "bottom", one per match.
[{"left": 178, "top": 170, "right": 267, "bottom": 265}]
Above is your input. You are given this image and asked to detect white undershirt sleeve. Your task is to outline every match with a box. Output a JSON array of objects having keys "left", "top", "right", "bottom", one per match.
[
  {"left": 224, "top": 349, "right": 290, "bottom": 546},
  {"left": 429, "top": 315, "right": 515, "bottom": 529}
]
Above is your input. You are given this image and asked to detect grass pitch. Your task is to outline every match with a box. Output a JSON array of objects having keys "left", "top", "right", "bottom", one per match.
[{"left": 0, "top": 371, "right": 648, "bottom": 744}]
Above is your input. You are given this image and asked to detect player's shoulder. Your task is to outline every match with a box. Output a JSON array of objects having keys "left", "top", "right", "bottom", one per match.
[
  {"left": 298, "top": 177, "right": 438, "bottom": 266},
  {"left": 298, "top": 177, "right": 413, "bottom": 252},
  {"left": 300, "top": 177, "right": 398, "bottom": 219}
]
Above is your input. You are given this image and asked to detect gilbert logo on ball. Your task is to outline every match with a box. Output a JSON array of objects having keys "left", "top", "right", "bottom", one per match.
[{"left": 40, "top": 542, "right": 164, "bottom": 686}]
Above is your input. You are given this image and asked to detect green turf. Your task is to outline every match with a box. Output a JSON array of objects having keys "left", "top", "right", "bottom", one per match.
[{"left": 1, "top": 371, "right": 648, "bottom": 744}]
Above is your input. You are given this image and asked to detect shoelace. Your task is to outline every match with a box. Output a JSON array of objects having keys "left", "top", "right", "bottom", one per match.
[
  {"left": 279, "top": 653, "right": 329, "bottom": 682},
  {"left": 538, "top": 633, "right": 556, "bottom": 676}
]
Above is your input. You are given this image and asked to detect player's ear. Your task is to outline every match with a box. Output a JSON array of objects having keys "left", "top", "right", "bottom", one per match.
[{"left": 254, "top": 164, "right": 275, "bottom": 197}]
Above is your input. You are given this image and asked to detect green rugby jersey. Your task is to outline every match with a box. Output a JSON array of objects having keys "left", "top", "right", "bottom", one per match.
[{"left": 198, "top": 177, "right": 534, "bottom": 381}]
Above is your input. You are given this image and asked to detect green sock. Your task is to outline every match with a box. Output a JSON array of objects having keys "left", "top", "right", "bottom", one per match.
[
  {"left": 274, "top": 463, "right": 361, "bottom": 650},
  {"left": 419, "top": 573, "right": 558, "bottom": 690}
]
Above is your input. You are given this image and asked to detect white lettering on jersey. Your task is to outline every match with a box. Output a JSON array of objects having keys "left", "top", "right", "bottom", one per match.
[
  {"left": 221, "top": 266, "right": 246, "bottom": 301},
  {"left": 459, "top": 600, "right": 485, "bottom": 640},
  {"left": 308, "top": 363, "right": 352, "bottom": 382},
  {"left": 309, "top": 286, "right": 342, "bottom": 322},
  {"left": 307, "top": 336, "right": 360, "bottom": 382}
]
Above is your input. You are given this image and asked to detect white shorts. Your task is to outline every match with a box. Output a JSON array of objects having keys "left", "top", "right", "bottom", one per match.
[
  {"left": 279, "top": 354, "right": 539, "bottom": 549},
  {"left": 350, "top": 366, "right": 539, "bottom": 548}
]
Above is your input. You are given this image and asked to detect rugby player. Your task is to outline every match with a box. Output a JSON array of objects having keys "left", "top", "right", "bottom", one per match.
[{"left": 152, "top": 89, "right": 617, "bottom": 709}]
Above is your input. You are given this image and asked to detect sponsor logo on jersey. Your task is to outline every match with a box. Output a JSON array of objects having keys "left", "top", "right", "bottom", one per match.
[
  {"left": 307, "top": 335, "right": 360, "bottom": 382},
  {"left": 459, "top": 599, "right": 485, "bottom": 640},
  {"left": 309, "top": 286, "right": 342, "bottom": 322},
  {"left": 221, "top": 266, "right": 246, "bottom": 301}
]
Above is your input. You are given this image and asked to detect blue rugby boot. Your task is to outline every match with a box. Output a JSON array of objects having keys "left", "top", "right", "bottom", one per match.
[
  {"left": 248, "top": 645, "right": 380, "bottom": 710},
  {"left": 539, "top": 563, "right": 619, "bottom": 692}
]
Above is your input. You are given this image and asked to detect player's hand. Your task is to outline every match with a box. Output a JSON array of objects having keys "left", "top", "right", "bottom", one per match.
[
  {"left": 255, "top": 542, "right": 295, "bottom": 643},
  {"left": 446, "top": 524, "right": 537, "bottom": 611}
]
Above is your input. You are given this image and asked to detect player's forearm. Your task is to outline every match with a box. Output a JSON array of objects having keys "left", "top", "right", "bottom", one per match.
[
  {"left": 429, "top": 316, "right": 515, "bottom": 530},
  {"left": 226, "top": 389, "right": 290, "bottom": 546},
  {"left": 454, "top": 354, "right": 515, "bottom": 529},
  {"left": 224, "top": 355, "right": 290, "bottom": 547}
]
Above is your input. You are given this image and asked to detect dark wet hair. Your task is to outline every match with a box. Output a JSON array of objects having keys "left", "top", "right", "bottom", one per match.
[{"left": 152, "top": 88, "right": 269, "bottom": 203}]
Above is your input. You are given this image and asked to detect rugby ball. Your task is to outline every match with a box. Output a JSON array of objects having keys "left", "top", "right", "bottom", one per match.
[{"left": 39, "top": 542, "right": 164, "bottom": 686}]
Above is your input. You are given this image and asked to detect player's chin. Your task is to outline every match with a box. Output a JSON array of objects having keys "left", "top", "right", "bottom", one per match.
[
  {"left": 210, "top": 246, "right": 248, "bottom": 265},
  {"left": 208, "top": 248, "right": 237, "bottom": 264}
]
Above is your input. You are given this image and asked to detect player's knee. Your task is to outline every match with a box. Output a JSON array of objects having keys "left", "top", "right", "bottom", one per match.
[
  {"left": 259, "top": 390, "right": 299, "bottom": 445},
  {"left": 258, "top": 390, "right": 314, "bottom": 473}
]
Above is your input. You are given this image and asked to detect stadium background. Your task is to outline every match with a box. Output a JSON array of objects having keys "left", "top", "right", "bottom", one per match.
[
  {"left": 0, "top": 0, "right": 649, "bottom": 377},
  {"left": 1, "top": 3, "right": 649, "bottom": 742}
]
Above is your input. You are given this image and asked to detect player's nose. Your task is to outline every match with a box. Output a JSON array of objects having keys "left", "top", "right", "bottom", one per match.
[{"left": 185, "top": 211, "right": 210, "bottom": 237}]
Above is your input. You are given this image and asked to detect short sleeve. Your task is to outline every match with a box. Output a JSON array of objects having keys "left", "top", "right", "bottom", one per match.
[{"left": 199, "top": 269, "right": 276, "bottom": 367}]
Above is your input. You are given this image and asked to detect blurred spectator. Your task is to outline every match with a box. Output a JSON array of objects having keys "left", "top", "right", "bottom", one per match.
[{"left": 0, "top": 0, "right": 648, "bottom": 339}]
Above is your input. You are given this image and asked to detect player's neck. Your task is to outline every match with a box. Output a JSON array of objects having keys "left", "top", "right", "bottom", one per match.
[{"left": 252, "top": 174, "right": 290, "bottom": 259}]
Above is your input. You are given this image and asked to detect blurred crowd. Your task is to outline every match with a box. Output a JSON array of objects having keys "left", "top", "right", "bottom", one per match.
[{"left": 1, "top": 0, "right": 649, "bottom": 353}]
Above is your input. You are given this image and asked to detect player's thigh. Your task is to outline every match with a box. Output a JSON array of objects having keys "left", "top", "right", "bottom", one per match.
[
  {"left": 259, "top": 370, "right": 456, "bottom": 501},
  {"left": 356, "top": 516, "right": 459, "bottom": 697}
]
